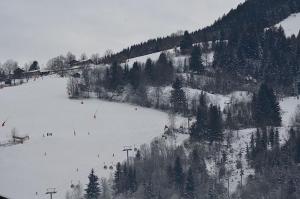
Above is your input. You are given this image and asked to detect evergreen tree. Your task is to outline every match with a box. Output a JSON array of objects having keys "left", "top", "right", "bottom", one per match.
[
  {"left": 208, "top": 105, "right": 223, "bottom": 143},
  {"left": 180, "top": 31, "right": 193, "bottom": 54},
  {"left": 144, "top": 58, "right": 155, "bottom": 84},
  {"left": 29, "top": 60, "right": 40, "bottom": 71},
  {"left": 190, "top": 92, "right": 208, "bottom": 141},
  {"left": 252, "top": 83, "right": 281, "bottom": 127},
  {"left": 170, "top": 78, "right": 187, "bottom": 113},
  {"left": 295, "top": 135, "right": 300, "bottom": 164},
  {"left": 269, "top": 127, "right": 275, "bottom": 148},
  {"left": 174, "top": 156, "right": 185, "bottom": 193},
  {"left": 109, "top": 62, "right": 124, "bottom": 90},
  {"left": 85, "top": 169, "right": 101, "bottom": 199},
  {"left": 129, "top": 62, "right": 141, "bottom": 90},
  {"left": 274, "top": 129, "right": 280, "bottom": 149},
  {"left": 113, "top": 162, "right": 122, "bottom": 194},
  {"left": 128, "top": 166, "right": 137, "bottom": 193},
  {"left": 184, "top": 168, "right": 195, "bottom": 199},
  {"left": 155, "top": 53, "right": 174, "bottom": 85},
  {"left": 189, "top": 46, "right": 204, "bottom": 73}
]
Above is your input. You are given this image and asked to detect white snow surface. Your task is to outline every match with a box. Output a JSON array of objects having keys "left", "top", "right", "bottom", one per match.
[
  {"left": 123, "top": 47, "right": 214, "bottom": 68},
  {"left": 275, "top": 12, "right": 300, "bottom": 37},
  {"left": 1, "top": 75, "right": 300, "bottom": 198},
  {"left": 0, "top": 76, "right": 181, "bottom": 199}
]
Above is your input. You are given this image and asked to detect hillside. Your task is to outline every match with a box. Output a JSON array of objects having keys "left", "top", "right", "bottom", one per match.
[
  {"left": 101, "top": 0, "right": 300, "bottom": 64},
  {"left": 275, "top": 12, "right": 300, "bottom": 37},
  {"left": 0, "top": 76, "right": 188, "bottom": 199}
]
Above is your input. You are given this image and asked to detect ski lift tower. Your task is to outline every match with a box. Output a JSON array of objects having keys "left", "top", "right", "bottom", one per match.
[
  {"left": 46, "top": 188, "right": 57, "bottom": 199},
  {"left": 123, "top": 146, "right": 132, "bottom": 164}
]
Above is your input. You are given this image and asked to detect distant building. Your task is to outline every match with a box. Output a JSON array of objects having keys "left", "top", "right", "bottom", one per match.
[
  {"left": 13, "top": 67, "right": 25, "bottom": 79},
  {"left": 70, "top": 59, "right": 94, "bottom": 67}
]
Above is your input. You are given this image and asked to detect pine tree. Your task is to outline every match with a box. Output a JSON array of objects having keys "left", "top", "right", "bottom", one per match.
[
  {"left": 184, "top": 168, "right": 195, "bottom": 199},
  {"left": 208, "top": 105, "right": 223, "bottom": 143},
  {"left": 144, "top": 58, "right": 155, "bottom": 84},
  {"left": 128, "top": 166, "right": 137, "bottom": 193},
  {"left": 113, "top": 162, "right": 122, "bottom": 194},
  {"left": 269, "top": 127, "right": 275, "bottom": 148},
  {"left": 129, "top": 62, "right": 141, "bottom": 90},
  {"left": 170, "top": 78, "right": 187, "bottom": 113},
  {"left": 190, "top": 93, "right": 208, "bottom": 141},
  {"left": 180, "top": 31, "right": 193, "bottom": 54},
  {"left": 174, "top": 156, "right": 185, "bottom": 193},
  {"left": 109, "top": 62, "right": 124, "bottom": 90},
  {"left": 29, "top": 60, "right": 40, "bottom": 71},
  {"left": 295, "top": 136, "right": 300, "bottom": 164},
  {"left": 85, "top": 169, "right": 101, "bottom": 199},
  {"left": 189, "top": 46, "right": 204, "bottom": 73},
  {"left": 155, "top": 53, "right": 174, "bottom": 85},
  {"left": 252, "top": 83, "right": 281, "bottom": 127},
  {"left": 274, "top": 129, "right": 280, "bottom": 149}
]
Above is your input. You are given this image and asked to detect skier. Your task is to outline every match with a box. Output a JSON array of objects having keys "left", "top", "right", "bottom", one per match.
[
  {"left": 74, "top": 130, "right": 76, "bottom": 136},
  {"left": 1, "top": 119, "right": 7, "bottom": 127}
]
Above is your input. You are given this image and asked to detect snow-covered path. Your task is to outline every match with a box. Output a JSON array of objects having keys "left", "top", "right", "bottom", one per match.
[{"left": 0, "top": 76, "right": 174, "bottom": 199}]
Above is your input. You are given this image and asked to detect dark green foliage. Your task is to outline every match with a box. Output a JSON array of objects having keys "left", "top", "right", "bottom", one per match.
[
  {"left": 295, "top": 135, "right": 300, "bottom": 164},
  {"left": 190, "top": 93, "right": 208, "bottom": 141},
  {"left": 113, "top": 162, "right": 122, "bottom": 194},
  {"left": 29, "top": 61, "right": 40, "bottom": 71},
  {"left": 252, "top": 83, "right": 281, "bottom": 127},
  {"left": 155, "top": 53, "right": 174, "bottom": 85},
  {"left": 207, "top": 105, "right": 223, "bottom": 143},
  {"left": 144, "top": 58, "right": 155, "bottom": 84},
  {"left": 180, "top": 31, "right": 193, "bottom": 54},
  {"left": 129, "top": 62, "right": 142, "bottom": 90},
  {"left": 170, "top": 78, "right": 187, "bottom": 113},
  {"left": 184, "top": 168, "right": 195, "bottom": 199},
  {"left": 243, "top": 128, "right": 300, "bottom": 199},
  {"left": 189, "top": 46, "right": 204, "bottom": 73},
  {"left": 105, "top": 62, "right": 124, "bottom": 90},
  {"left": 174, "top": 156, "right": 185, "bottom": 193},
  {"left": 85, "top": 169, "right": 101, "bottom": 199}
]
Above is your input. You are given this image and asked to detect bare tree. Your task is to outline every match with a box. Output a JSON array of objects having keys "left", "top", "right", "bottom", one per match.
[
  {"left": 91, "top": 53, "right": 101, "bottom": 64},
  {"left": 2, "top": 59, "right": 18, "bottom": 75},
  {"left": 67, "top": 77, "right": 80, "bottom": 98},
  {"left": 66, "top": 52, "right": 76, "bottom": 65},
  {"left": 80, "top": 53, "right": 87, "bottom": 61}
]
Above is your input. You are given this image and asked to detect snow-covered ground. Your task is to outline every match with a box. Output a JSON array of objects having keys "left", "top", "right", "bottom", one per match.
[
  {"left": 123, "top": 47, "right": 214, "bottom": 69},
  {"left": 0, "top": 75, "right": 299, "bottom": 198},
  {"left": 0, "top": 76, "right": 187, "bottom": 199},
  {"left": 275, "top": 12, "right": 300, "bottom": 37}
]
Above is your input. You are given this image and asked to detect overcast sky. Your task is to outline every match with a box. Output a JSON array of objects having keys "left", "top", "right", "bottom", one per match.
[{"left": 0, "top": 0, "right": 244, "bottom": 66}]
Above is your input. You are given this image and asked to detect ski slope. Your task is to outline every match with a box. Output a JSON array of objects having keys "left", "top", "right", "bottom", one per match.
[
  {"left": 0, "top": 76, "right": 184, "bottom": 199},
  {"left": 275, "top": 12, "right": 300, "bottom": 37}
]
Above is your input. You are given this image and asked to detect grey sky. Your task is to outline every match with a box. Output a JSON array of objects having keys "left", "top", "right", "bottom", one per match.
[{"left": 0, "top": 0, "right": 244, "bottom": 65}]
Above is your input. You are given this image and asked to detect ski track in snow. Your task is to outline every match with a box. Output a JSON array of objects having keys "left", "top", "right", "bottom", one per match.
[
  {"left": 0, "top": 75, "right": 299, "bottom": 198},
  {"left": 0, "top": 76, "right": 182, "bottom": 199}
]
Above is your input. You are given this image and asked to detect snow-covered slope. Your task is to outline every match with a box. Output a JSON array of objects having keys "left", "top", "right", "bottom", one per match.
[
  {"left": 275, "top": 12, "right": 300, "bottom": 37},
  {"left": 123, "top": 47, "right": 214, "bottom": 68},
  {"left": 0, "top": 76, "right": 184, "bottom": 199}
]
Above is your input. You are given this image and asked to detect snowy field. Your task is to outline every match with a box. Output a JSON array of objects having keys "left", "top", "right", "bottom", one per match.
[
  {"left": 0, "top": 76, "right": 182, "bottom": 199},
  {"left": 275, "top": 12, "right": 300, "bottom": 37},
  {"left": 0, "top": 76, "right": 299, "bottom": 198}
]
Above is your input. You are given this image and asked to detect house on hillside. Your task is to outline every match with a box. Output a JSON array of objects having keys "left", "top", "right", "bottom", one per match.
[
  {"left": 13, "top": 67, "right": 25, "bottom": 79},
  {"left": 70, "top": 59, "right": 94, "bottom": 68}
]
